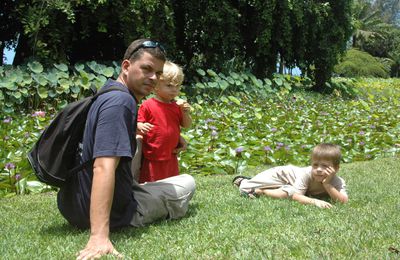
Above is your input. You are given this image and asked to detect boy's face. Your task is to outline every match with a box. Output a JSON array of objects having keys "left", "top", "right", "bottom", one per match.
[
  {"left": 154, "top": 79, "right": 181, "bottom": 102},
  {"left": 311, "top": 157, "right": 339, "bottom": 183}
]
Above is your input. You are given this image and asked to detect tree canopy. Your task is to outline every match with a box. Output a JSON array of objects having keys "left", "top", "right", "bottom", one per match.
[{"left": 1, "top": 0, "right": 354, "bottom": 91}]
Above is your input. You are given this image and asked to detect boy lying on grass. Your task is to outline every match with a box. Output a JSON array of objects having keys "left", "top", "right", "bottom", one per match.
[{"left": 233, "top": 143, "right": 348, "bottom": 208}]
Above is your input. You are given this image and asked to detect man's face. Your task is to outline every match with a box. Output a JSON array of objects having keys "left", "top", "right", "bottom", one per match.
[{"left": 125, "top": 52, "right": 164, "bottom": 100}]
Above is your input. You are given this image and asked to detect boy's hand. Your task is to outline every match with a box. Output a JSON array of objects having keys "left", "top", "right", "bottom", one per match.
[
  {"left": 137, "top": 122, "right": 154, "bottom": 135},
  {"left": 322, "top": 166, "right": 336, "bottom": 185},
  {"left": 176, "top": 99, "right": 191, "bottom": 113},
  {"left": 313, "top": 199, "right": 333, "bottom": 209}
]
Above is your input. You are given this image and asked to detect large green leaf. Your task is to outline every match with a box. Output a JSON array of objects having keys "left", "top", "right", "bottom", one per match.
[
  {"left": 37, "top": 86, "right": 49, "bottom": 98},
  {"left": 102, "top": 67, "right": 114, "bottom": 77},
  {"left": 54, "top": 63, "right": 69, "bottom": 72},
  {"left": 228, "top": 96, "right": 241, "bottom": 105},
  {"left": 28, "top": 61, "right": 44, "bottom": 74}
]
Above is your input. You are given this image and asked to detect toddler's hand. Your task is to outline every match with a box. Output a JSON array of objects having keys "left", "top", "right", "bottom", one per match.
[
  {"left": 137, "top": 122, "right": 154, "bottom": 135},
  {"left": 176, "top": 99, "right": 191, "bottom": 113},
  {"left": 173, "top": 136, "right": 188, "bottom": 154}
]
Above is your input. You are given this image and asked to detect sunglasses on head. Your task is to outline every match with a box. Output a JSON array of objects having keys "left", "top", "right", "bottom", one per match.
[{"left": 128, "top": 40, "right": 166, "bottom": 59}]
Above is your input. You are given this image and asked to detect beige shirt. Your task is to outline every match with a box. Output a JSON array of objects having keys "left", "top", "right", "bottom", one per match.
[
  {"left": 281, "top": 166, "right": 347, "bottom": 197},
  {"left": 239, "top": 165, "right": 347, "bottom": 198}
]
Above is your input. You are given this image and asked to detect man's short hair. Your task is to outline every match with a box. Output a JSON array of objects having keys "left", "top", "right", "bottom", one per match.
[
  {"left": 124, "top": 38, "right": 166, "bottom": 62},
  {"left": 311, "top": 143, "right": 342, "bottom": 166}
]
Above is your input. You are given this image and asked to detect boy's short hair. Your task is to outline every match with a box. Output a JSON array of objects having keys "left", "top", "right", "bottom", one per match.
[
  {"left": 160, "top": 61, "right": 184, "bottom": 86},
  {"left": 311, "top": 143, "right": 341, "bottom": 166},
  {"left": 124, "top": 38, "right": 166, "bottom": 62}
]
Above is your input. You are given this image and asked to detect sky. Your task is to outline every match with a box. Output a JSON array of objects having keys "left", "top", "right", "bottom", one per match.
[{"left": 3, "top": 48, "right": 16, "bottom": 65}]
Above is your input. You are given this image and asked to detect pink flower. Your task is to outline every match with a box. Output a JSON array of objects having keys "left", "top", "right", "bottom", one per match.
[{"left": 32, "top": 111, "right": 46, "bottom": 117}]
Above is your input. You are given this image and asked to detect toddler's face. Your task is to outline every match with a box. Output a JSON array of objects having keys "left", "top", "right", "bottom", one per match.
[
  {"left": 311, "top": 157, "right": 338, "bottom": 183},
  {"left": 154, "top": 79, "right": 181, "bottom": 102}
]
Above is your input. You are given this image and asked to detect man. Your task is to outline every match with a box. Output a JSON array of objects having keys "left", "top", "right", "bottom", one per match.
[{"left": 57, "top": 39, "right": 196, "bottom": 259}]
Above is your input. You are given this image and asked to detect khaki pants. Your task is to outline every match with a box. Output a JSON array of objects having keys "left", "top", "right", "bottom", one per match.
[{"left": 130, "top": 174, "right": 196, "bottom": 227}]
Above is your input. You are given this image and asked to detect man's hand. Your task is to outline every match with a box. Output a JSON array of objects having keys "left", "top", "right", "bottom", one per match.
[
  {"left": 322, "top": 166, "right": 337, "bottom": 185},
  {"left": 173, "top": 135, "right": 188, "bottom": 154},
  {"left": 77, "top": 235, "right": 123, "bottom": 260},
  {"left": 137, "top": 122, "right": 154, "bottom": 135}
]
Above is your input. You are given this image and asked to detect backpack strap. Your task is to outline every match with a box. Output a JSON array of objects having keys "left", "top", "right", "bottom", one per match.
[
  {"left": 94, "top": 85, "right": 131, "bottom": 98},
  {"left": 69, "top": 84, "right": 134, "bottom": 175}
]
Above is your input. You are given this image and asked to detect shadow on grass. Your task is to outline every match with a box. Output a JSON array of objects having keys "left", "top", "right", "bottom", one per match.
[{"left": 39, "top": 202, "right": 200, "bottom": 241}]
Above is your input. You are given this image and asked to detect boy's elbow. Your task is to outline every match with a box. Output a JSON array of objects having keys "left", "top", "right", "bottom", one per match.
[{"left": 338, "top": 195, "right": 349, "bottom": 204}]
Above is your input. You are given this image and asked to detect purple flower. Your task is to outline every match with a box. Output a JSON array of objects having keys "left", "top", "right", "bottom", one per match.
[
  {"left": 235, "top": 147, "right": 245, "bottom": 154},
  {"left": 211, "top": 130, "right": 218, "bottom": 137},
  {"left": 359, "top": 141, "right": 365, "bottom": 146},
  {"left": 209, "top": 126, "right": 217, "bottom": 130},
  {"left": 264, "top": 146, "right": 272, "bottom": 152},
  {"left": 270, "top": 127, "right": 277, "bottom": 132},
  {"left": 276, "top": 142, "right": 284, "bottom": 147},
  {"left": 3, "top": 117, "right": 12, "bottom": 123},
  {"left": 5, "top": 162, "right": 15, "bottom": 170},
  {"left": 359, "top": 131, "right": 365, "bottom": 135},
  {"left": 32, "top": 111, "right": 46, "bottom": 117},
  {"left": 205, "top": 118, "right": 214, "bottom": 124},
  {"left": 301, "top": 144, "right": 307, "bottom": 149},
  {"left": 285, "top": 145, "right": 290, "bottom": 151},
  {"left": 15, "top": 174, "right": 21, "bottom": 181},
  {"left": 348, "top": 123, "right": 353, "bottom": 127},
  {"left": 370, "top": 125, "right": 376, "bottom": 129},
  {"left": 238, "top": 125, "right": 245, "bottom": 130}
]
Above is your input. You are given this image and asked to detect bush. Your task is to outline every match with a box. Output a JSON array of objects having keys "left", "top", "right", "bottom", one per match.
[{"left": 334, "top": 49, "right": 390, "bottom": 78}]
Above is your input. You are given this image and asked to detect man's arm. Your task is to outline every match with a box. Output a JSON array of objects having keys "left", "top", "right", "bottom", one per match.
[{"left": 77, "top": 156, "right": 123, "bottom": 260}]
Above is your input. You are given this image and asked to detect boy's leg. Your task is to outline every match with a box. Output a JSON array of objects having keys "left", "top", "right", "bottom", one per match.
[
  {"left": 239, "top": 167, "right": 286, "bottom": 192},
  {"left": 130, "top": 174, "right": 196, "bottom": 227}
]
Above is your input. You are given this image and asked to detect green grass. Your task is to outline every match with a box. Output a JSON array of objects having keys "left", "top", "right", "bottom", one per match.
[{"left": 1, "top": 157, "right": 400, "bottom": 259}]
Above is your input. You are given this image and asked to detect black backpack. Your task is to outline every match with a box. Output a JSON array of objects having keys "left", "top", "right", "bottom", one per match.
[{"left": 27, "top": 86, "right": 124, "bottom": 187}]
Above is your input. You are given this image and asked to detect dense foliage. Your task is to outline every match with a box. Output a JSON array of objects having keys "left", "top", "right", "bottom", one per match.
[
  {"left": 1, "top": 0, "right": 353, "bottom": 91},
  {"left": 334, "top": 48, "right": 390, "bottom": 78},
  {"left": 350, "top": 0, "right": 400, "bottom": 77},
  {"left": 1, "top": 67, "right": 399, "bottom": 197}
]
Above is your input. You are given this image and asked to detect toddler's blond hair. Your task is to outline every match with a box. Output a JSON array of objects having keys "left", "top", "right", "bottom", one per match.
[{"left": 159, "top": 61, "right": 184, "bottom": 87}]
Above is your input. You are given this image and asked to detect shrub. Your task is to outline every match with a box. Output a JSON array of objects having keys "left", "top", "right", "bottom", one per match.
[{"left": 334, "top": 49, "right": 390, "bottom": 78}]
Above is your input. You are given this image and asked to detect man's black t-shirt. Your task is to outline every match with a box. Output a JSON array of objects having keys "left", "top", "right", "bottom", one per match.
[{"left": 57, "top": 80, "right": 138, "bottom": 229}]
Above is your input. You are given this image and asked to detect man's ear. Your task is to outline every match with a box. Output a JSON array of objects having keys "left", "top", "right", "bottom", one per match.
[{"left": 120, "top": 59, "right": 131, "bottom": 75}]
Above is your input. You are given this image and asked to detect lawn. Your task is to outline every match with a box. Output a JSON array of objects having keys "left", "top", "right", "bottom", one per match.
[{"left": 1, "top": 157, "right": 399, "bottom": 259}]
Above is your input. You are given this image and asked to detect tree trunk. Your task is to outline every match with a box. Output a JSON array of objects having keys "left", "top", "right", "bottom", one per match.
[{"left": 13, "top": 34, "right": 31, "bottom": 65}]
